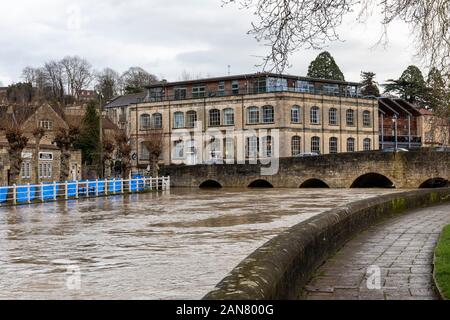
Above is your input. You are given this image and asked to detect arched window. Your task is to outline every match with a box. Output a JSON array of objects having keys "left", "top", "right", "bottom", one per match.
[
  {"left": 247, "top": 107, "right": 259, "bottom": 124},
  {"left": 223, "top": 108, "right": 235, "bottom": 125},
  {"left": 152, "top": 113, "right": 162, "bottom": 129},
  {"left": 261, "top": 136, "right": 273, "bottom": 157},
  {"left": 291, "top": 106, "right": 301, "bottom": 123},
  {"left": 363, "top": 111, "right": 371, "bottom": 127},
  {"left": 140, "top": 114, "right": 151, "bottom": 130},
  {"left": 186, "top": 111, "right": 197, "bottom": 128},
  {"left": 364, "top": 138, "right": 372, "bottom": 151},
  {"left": 346, "top": 109, "right": 354, "bottom": 126},
  {"left": 262, "top": 105, "right": 274, "bottom": 123},
  {"left": 329, "top": 108, "right": 338, "bottom": 125},
  {"left": 209, "top": 109, "right": 221, "bottom": 126},
  {"left": 174, "top": 112, "right": 185, "bottom": 128},
  {"left": 311, "top": 136, "right": 321, "bottom": 154},
  {"left": 291, "top": 136, "right": 301, "bottom": 156},
  {"left": 329, "top": 137, "right": 338, "bottom": 154},
  {"left": 347, "top": 137, "right": 355, "bottom": 152},
  {"left": 310, "top": 106, "right": 320, "bottom": 124}
]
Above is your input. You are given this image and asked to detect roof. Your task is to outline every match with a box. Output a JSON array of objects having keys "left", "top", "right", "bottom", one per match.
[
  {"left": 145, "top": 72, "right": 361, "bottom": 89},
  {"left": 378, "top": 98, "right": 422, "bottom": 117},
  {"left": 64, "top": 114, "right": 120, "bottom": 131},
  {"left": 103, "top": 92, "right": 147, "bottom": 109}
]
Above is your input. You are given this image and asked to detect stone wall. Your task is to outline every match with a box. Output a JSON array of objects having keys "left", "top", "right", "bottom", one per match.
[{"left": 203, "top": 188, "right": 450, "bottom": 300}]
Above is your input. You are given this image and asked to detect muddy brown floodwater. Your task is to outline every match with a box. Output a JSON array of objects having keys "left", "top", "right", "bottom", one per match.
[{"left": 0, "top": 188, "right": 400, "bottom": 300}]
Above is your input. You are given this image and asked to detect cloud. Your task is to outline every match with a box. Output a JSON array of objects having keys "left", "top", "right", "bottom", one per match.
[{"left": 0, "top": 0, "right": 420, "bottom": 86}]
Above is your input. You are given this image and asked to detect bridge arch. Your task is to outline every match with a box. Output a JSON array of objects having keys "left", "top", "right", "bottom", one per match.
[
  {"left": 248, "top": 180, "right": 274, "bottom": 188},
  {"left": 199, "top": 180, "right": 223, "bottom": 189},
  {"left": 351, "top": 173, "right": 395, "bottom": 189},
  {"left": 300, "top": 179, "right": 330, "bottom": 189},
  {"left": 419, "top": 178, "right": 449, "bottom": 189}
]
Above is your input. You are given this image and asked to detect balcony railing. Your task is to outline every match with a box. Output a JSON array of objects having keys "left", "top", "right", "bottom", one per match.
[{"left": 146, "top": 86, "right": 363, "bottom": 103}]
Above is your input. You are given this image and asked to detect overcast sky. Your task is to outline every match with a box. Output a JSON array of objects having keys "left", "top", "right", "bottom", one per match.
[{"left": 0, "top": 0, "right": 422, "bottom": 87}]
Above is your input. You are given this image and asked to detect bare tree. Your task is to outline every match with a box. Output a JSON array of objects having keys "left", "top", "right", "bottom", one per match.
[
  {"left": 32, "top": 127, "right": 45, "bottom": 184},
  {"left": 60, "top": 56, "right": 93, "bottom": 101},
  {"left": 114, "top": 130, "right": 132, "bottom": 179},
  {"left": 102, "top": 139, "right": 115, "bottom": 178},
  {"left": 95, "top": 68, "right": 121, "bottom": 101},
  {"left": 4, "top": 106, "right": 30, "bottom": 185},
  {"left": 224, "top": 1, "right": 450, "bottom": 76},
  {"left": 141, "top": 129, "right": 163, "bottom": 177},
  {"left": 121, "top": 67, "right": 158, "bottom": 93},
  {"left": 53, "top": 125, "right": 81, "bottom": 181},
  {"left": 43, "top": 61, "right": 65, "bottom": 103}
]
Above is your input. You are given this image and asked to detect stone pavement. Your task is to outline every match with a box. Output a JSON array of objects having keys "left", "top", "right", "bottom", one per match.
[{"left": 304, "top": 204, "right": 450, "bottom": 300}]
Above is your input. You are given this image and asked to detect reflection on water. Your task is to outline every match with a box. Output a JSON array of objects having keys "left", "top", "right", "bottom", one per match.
[{"left": 0, "top": 188, "right": 400, "bottom": 299}]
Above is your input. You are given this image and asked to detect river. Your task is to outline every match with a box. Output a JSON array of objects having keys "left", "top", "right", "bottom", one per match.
[{"left": 0, "top": 188, "right": 400, "bottom": 300}]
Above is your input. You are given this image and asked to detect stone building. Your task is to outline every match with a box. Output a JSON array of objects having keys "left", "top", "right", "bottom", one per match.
[
  {"left": 104, "top": 92, "right": 147, "bottom": 131},
  {"left": 125, "top": 73, "right": 379, "bottom": 169},
  {"left": 0, "top": 103, "right": 82, "bottom": 186}
]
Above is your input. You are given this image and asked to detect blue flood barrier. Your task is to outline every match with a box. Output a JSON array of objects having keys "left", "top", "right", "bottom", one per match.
[
  {"left": 67, "top": 181, "right": 77, "bottom": 198},
  {"left": 130, "top": 178, "right": 145, "bottom": 192},
  {"left": 0, "top": 187, "right": 8, "bottom": 203},
  {"left": 108, "top": 179, "right": 122, "bottom": 193},
  {"left": 16, "top": 185, "right": 36, "bottom": 203},
  {"left": 78, "top": 180, "right": 89, "bottom": 196},
  {"left": 41, "top": 183, "right": 59, "bottom": 201}
]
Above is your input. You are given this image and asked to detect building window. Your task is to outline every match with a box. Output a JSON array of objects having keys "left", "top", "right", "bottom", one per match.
[
  {"left": 140, "top": 114, "right": 151, "bottom": 130},
  {"left": 291, "top": 136, "right": 301, "bottom": 156},
  {"left": 208, "top": 137, "right": 222, "bottom": 161},
  {"left": 364, "top": 138, "right": 372, "bottom": 151},
  {"left": 232, "top": 80, "right": 239, "bottom": 95},
  {"left": 323, "top": 84, "right": 339, "bottom": 95},
  {"left": 218, "top": 81, "right": 225, "bottom": 96},
  {"left": 311, "top": 136, "right": 321, "bottom": 154},
  {"left": 296, "top": 80, "right": 314, "bottom": 93},
  {"left": 21, "top": 161, "right": 31, "bottom": 179},
  {"left": 192, "top": 86, "right": 206, "bottom": 98},
  {"left": 173, "top": 112, "right": 185, "bottom": 128},
  {"left": 346, "top": 109, "right": 355, "bottom": 126},
  {"left": 247, "top": 107, "right": 259, "bottom": 124},
  {"left": 329, "top": 137, "right": 338, "bottom": 154},
  {"left": 347, "top": 138, "right": 355, "bottom": 152},
  {"left": 174, "top": 87, "right": 187, "bottom": 100},
  {"left": 246, "top": 136, "right": 259, "bottom": 158},
  {"left": 209, "top": 109, "right": 221, "bottom": 127},
  {"left": 224, "top": 137, "right": 234, "bottom": 160},
  {"left": 223, "top": 108, "right": 235, "bottom": 126},
  {"left": 152, "top": 113, "right": 163, "bottom": 129},
  {"left": 140, "top": 142, "right": 150, "bottom": 160},
  {"left": 261, "top": 136, "right": 273, "bottom": 157},
  {"left": 186, "top": 111, "right": 197, "bottom": 128},
  {"left": 39, "top": 120, "right": 53, "bottom": 130},
  {"left": 173, "top": 140, "right": 184, "bottom": 159},
  {"left": 310, "top": 106, "right": 320, "bottom": 125},
  {"left": 363, "top": 111, "right": 371, "bottom": 127},
  {"left": 329, "top": 108, "right": 338, "bottom": 125},
  {"left": 291, "top": 106, "right": 301, "bottom": 123},
  {"left": 262, "top": 105, "right": 274, "bottom": 123},
  {"left": 39, "top": 162, "right": 52, "bottom": 179}
]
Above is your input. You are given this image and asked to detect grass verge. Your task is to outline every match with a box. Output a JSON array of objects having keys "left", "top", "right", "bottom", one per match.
[{"left": 434, "top": 225, "right": 450, "bottom": 300}]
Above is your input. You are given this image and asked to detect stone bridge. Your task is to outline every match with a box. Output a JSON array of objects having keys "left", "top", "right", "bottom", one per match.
[{"left": 161, "top": 150, "right": 450, "bottom": 189}]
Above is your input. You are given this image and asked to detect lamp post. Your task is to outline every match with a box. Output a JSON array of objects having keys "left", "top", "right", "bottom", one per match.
[{"left": 393, "top": 114, "right": 398, "bottom": 152}]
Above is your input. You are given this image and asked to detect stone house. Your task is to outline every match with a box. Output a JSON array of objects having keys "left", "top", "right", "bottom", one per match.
[{"left": 0, "top": 103, "right": 82, "bottom": 186}]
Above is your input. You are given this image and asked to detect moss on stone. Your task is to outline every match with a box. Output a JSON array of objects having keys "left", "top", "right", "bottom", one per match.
[{"left": 391, "top": 197, "right": 407, "bottom": 213}]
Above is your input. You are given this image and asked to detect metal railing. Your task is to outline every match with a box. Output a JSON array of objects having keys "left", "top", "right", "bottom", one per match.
[{"left": 0, "top": 176, "right": 170, "bottom": 207}]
